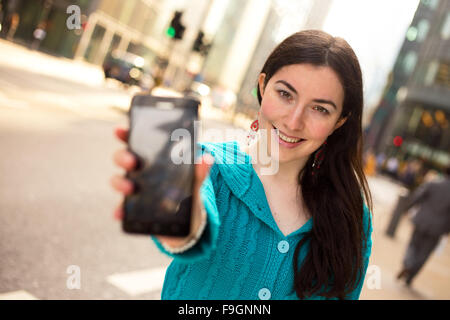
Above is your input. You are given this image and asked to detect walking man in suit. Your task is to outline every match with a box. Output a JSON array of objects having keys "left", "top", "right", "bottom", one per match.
[{"left": 397, "top": 166, "right": 450, "bottom": 286}]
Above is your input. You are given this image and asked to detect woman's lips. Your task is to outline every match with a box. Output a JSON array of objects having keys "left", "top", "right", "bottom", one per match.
[
  {"left": 271, "top": 124, "right": 306, "bottom": 148},
  {"left": 272, "top": 125, "right": 302, "bottom": 140}
]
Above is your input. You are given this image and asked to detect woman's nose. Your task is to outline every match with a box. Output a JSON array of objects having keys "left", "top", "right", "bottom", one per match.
[{"left": 286, "top": 105, "right": 306, "bottom": 131}]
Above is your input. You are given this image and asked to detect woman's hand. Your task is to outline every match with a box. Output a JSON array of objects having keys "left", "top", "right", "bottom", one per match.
[{"left": 110, "top": 126, "right": 214, "bottom": 248}]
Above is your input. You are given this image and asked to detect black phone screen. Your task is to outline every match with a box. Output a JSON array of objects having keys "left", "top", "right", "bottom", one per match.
[{"left": 123, "top": 94, "right": 199, "bottom": 236}]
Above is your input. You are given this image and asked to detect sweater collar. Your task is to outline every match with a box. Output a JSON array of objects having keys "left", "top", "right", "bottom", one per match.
[{"left": 199, "top": 141, "right": 312, "bottom": 238}]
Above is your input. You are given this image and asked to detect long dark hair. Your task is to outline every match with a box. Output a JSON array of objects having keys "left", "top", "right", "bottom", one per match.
[{"left": 257, "top": 30, "right": 373, "bottom": 299}]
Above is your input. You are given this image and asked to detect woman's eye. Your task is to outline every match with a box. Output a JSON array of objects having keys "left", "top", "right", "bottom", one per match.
[
  {"left": 313, "top": 106, "right": 329, "bottom": 114},
  {"left": 277, "top": 90, "right": 292, "bottom": 100}
]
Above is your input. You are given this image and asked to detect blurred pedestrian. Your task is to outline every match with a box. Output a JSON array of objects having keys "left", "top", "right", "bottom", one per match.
[
  {"left": 111, "top": 30, "right": 373, "bottom": 300},
  {"left": 31, "top": 22, "right": 47, "bottom": 50},
  {"left": 376, "top": 151, "right": 386, "bottom": 172},
  {"left": 6, "top": 12, "right": 18, "bottom": 40},
  {"left": 422, "top": 168, "right": 441, "bottom": 184},
  {"left": 397, "top": 166, "right": 450, "bottom": 287},
  {"left": 386, "top": 156, "right": 399, "bottom": 179},
  {"left": 399, "top": 159, "right": 419, "bottom": 189}
]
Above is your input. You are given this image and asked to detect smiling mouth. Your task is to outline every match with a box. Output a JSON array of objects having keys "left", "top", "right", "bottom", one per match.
[{"left": 272, "top": 125, "right": 305, "bottom": 143}]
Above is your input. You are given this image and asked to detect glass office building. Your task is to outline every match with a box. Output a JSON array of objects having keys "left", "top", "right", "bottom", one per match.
[{"left": 366, "top": 0, "right": 450, "bottom": 173}]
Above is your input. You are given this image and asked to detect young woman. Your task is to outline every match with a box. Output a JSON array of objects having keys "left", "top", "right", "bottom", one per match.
[{"left": 111, "top": 30, "right": 373, "bottom": 300}]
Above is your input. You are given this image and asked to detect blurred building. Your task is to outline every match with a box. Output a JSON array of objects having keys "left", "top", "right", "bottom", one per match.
[
  {"left": 4, "top": 0, "right": 334, "bottom": 100},
  {"left": 1, "top": 0, "right": 97, "bottom": 58},
  {"left": 366, "top": 0, "right": 450, "bottom": 174},
  {"left": 192, "top": 0, "right": 332, "bottom": 116},
  {"left": 234, "top": 0, "right": 333, "bottom": 118},
  {"left": 198, "top": 0, "right": 271, "bottom": 108},
  {"left": 1, "top": 0, "right": 189, "bottom": 71},
  {"left": 75, "top": 0, "right": 162, "bottom": 66}
]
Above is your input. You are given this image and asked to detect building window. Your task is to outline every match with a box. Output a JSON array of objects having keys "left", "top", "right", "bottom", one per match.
[
  {"left": 435, "top": 110, "right": 448, "bottom": 129},
  {"left": 407, "top": 106, "right": 424, "bottom": 134},
  {"left": 441, "top": 12, "right": 450, "bottom": 40},
  {"left": 435, "top": 61, "right": 450, "bottom": 87},
  {"left": 416, "top": 19, "right": 430, "bottom": 42},
  {"left": 406, "top": 26, "right": 418, "bottom": 42},
  {"left": 424, "top": 60, "right": 439, "bottom": 85},
  {"left": 84, "top": 24, "right": 106, "bottom": 64},
  {"left": 402, "top": 51, "right": 418, "bottom": 76},
  {"left": 406, "top": 19, "right": 430, "bottom": 42}
]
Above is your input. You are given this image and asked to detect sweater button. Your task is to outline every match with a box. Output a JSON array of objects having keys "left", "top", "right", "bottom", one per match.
[
  {"left": 277, "top": 240, "right": 289, "bottom": 253},
  {"left": 258, "top": 288, "right": 271, "bottom": 300}
]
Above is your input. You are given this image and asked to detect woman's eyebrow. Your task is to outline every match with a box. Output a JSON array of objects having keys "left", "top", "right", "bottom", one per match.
[
  {"left": 275, "top": 80, "right": 298, "bottom": 94},
  {"left": 312, "top": 99, "right": 337, "bottom": 110},
  {"left": 275, "top": 80, "right": 337, "bottom": 110}
]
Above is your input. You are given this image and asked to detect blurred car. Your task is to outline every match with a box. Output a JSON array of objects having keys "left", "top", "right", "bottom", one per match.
[{"left": 103, "top": 51, "right": 153, "bottom": 88}]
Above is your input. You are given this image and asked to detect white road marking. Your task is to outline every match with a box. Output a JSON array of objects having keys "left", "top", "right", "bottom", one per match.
[
  {"left": 106, "top": 266, "right": 167, "bottom": 296},
  {"left": 0, "top": 290, "right": 38, "bottom": 300}
]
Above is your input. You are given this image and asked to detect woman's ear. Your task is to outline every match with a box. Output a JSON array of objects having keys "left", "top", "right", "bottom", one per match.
[
  {"left": 258, "top": 73, "right": 266, "bottom": 97},
  {"left": 333, "top": 116, "right": 347, "bottom": 132}
]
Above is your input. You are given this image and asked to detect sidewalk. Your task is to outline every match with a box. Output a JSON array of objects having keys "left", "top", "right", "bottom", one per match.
[
  {"left": 0, "top": 39, "right": 255, "bottom": 128},
  {"left": 0, "top": 39, "right": 105, "bottom": 87},
  {"left": 0, "top": 38, "right": 139, "bottom": 113},
  {"left": 361, "top": 175, "right": 450, "bottom": 300}
]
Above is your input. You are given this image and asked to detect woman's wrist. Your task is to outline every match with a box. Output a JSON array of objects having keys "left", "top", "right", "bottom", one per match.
[{"left": 159, "top": 202, "right": 207, "bottom": 253}]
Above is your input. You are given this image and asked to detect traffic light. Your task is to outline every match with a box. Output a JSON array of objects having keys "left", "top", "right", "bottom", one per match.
[
  {"left": 193, "top": 31, "right": 204, "bottom": 52},
  {"left": 192, "top": 30, "right": 211, "bottom": 56},
  {"left": 167, "top": 11, "right": 185, "bottom": 40}
]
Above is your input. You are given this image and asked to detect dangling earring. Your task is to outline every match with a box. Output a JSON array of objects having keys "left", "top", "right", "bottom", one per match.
[
  {"left": 312, "top": 140, "right": 327, "bottom": 176},
  {"left": 246, "top": 119, "right": 259, "bottom": 146}
]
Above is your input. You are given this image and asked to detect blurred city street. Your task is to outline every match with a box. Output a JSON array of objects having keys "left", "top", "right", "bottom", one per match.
[{"left": 0, "top": 39, "right": 448, "bottom": 300}]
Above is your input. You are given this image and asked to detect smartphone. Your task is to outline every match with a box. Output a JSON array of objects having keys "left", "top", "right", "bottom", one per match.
[{"left": 123, "top": 94, "right": 200, "bottom": 236}]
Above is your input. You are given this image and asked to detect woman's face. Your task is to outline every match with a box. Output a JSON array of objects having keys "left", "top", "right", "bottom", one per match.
[{"left": 258, "top": 63, "right": 347, "bottom": 164}]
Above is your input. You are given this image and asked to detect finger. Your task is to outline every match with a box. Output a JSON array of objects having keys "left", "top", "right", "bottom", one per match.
[
  {"left": 195, "top": 154, "right": 214, "bottom": 183},
  {"left": 114, "top": 126, "right": 129, "bottom": 143},
  {"left": 113, "top": 201, "right": 124, "bottom": 220},
  {"left": 193, "top": 155, "right": 214, "bottom": 199},
  {"left": 113, "top": 149, "right": 137, "bottom": 171},
  {"left": 110, "top": 174, "right": 134, "bottom": 195}
]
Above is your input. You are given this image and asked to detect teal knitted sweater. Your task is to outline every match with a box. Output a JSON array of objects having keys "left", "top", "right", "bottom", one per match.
[{"left": 152, "top": 141, "right": 373, "bottom": 300}]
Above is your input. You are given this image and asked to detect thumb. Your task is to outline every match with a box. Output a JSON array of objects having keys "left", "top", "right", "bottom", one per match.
[
  {"left": 195, "top": 154, "right": 215, "bottom": 186},
  {"left": 192, "top": 154, "right": 214, "bottom": 219}
]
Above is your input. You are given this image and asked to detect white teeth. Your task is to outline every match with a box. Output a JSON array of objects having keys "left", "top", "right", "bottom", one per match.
[{"left": 276, "top": 130, "right": 302, "bottom": 143}]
